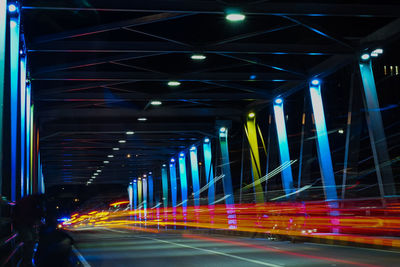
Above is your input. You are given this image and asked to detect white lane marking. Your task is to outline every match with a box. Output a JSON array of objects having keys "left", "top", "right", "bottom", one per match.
[
  {"left": 139, "top": 236, "right": 283, "bottom": 267},
  {"left": 72, "top": 245, "right": 91, "bottom": 267}
]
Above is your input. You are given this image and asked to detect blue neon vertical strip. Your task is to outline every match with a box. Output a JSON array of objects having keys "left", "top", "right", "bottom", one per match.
[
  {"left": 178, "top": 153, "right": 188, "bottom": 209},
  {"left": 148, "top": 174, "right": 153, "bottom": 208},
  {"left": 128, "top": 185, "right": 133, "bottom": 210},
  {"left": 40, "top": 168, "right": 45, "bottom": 194},
  {"left": 309, "top": 83, "right": 338, "bottom": 200},
  {"left": 190, "top": 147, "right": 200, "bottom": 207},
  {"left": 169, "top": 160, "right": 177, "bottom": 207},
  {"left": 219, "top": 129, "right": 235, "bottom": 206},
  {"left": 273, "top": 100, "right": 295, "bottom": 196},
  {"left": 20, "top": 56, "right": 26, "bottom": 198},
  {"left": 161, "top": 166, "right": 168, "bottom": 208},
  {"left": 0, "top": 0, "right": 5, "bottom": 196},
  {"left": 10, "top": 16, "right": 20, "bottom": 201},
  {"left": 133, "top": 180, "right": 137, "bottom": 220},
  {"left": 25, "top": 84, "right": 31, "bottom": 194},
  {"left": 143, "top": 178, "right": 147, "bottom": 219},
  {"left": 203, "top": 139, "right": 215, "bottom": 205}
]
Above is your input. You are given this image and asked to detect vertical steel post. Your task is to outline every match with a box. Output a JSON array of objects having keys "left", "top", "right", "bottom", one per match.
[
  {"left": 20, "top": 55, "right": 26, "bottom": 197},
  {"left": 178, "top": 152, "right": 188, "bottom": 209},
  {"left": 143, "top": 177, "right": 147, "bottom": 221},
  {"left": 273, "top": 99, "right": 295, "bottom": 197},
  {"left": 148, "top": 172, "right": 153, "bottom": 208},
  {"left": 309, "top": 80, "right": 338, "bottom": 200},
  {"left": 161, "top": 165, "right": 168, "bottom": 209},
  {"left": 203, "top": 138, "right": 215, "bottom": 205},
  {"left": 189, "top": 146, "right": 200, "bottom": 207},
  {"left": 169, "top": 158, "right": 177, "bottom": 207},
  {"left": 359, "top": 60, "right": 395, "bottom": 196},
  {"left": 0, "top": 0, "right": 6, "bottom": 195},
  {"left": 246, "top": 116, "right": 264, "bottom": 203},
  {"left": 10, "top": 13, "right": 20, "bottom": 201}
]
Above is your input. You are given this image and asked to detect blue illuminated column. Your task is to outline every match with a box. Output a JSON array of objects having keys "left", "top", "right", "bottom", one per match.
[
  {"left": 128, "top": 184, "right": 133, "bottom": 211},
  {"left": 161, "top": 165, "right": 168, "bottom": 209},
  {"left": 148, "top": 172, "right": 154, "bottom": 208},
  {"left": 309, "top": 80, "right": 338, "bottom": 200},
  {"left": 359, "top": 60, "right": 395, "bottom": 196},
  {"left": 273, "top": 98, "right": 295, "bottom": 196},
  {"left": 10, "top": 13, "right": 20, "bottom": 201},
  {"left": 189, "top": 146, "right": 200, "bottom": 207},
  {"left": 143, "top": 177, "right": 148, "bottom": 220},
  {"left": 218, "top": 127, "right": 235, "bottom": 206},
  {"left": 203, "top": 138, "right": 215, "bottom": 205},
  {"left": 20, "top": 55, "right": 27, "bottom": 197},
  {"left": 178, "top": 152, "right": 188, "bottom": 209},
  {"left": 138, "top": 178, "right": 142, "bottom": 220},
  {"left": 25, "top": 83, "right": 31, "bottom": 195},
  {"left": 133, "top": 179, "right": 138, "bottom": 220},
  {"left": 0, "top": 0, "right": 5, "bottom": 195},
  {"left": 169, "top": 158, "right": 177, "bottom": 207}
]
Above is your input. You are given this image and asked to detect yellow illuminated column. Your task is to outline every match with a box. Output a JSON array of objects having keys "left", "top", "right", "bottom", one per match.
[{"left": 245, "top": 113, "right": 264, "bottom": 203}]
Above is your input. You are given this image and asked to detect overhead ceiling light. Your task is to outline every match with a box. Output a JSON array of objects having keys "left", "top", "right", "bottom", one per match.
[
  {"left": 150, "top": 100, "right": 162, "bottom": 106},
  {"left": 168, "top": 81, "right": 181, "bottom": 87},
  {"left": 191, "top": 54, "right": 206, "bottom": 60},
  {"left": 338, "top": 129, "right": 344, "bottom": 134},
  {"left": 126, "top": 131, "right": 135, "bottom": 135},
  {"left": 97, "top": 170, "right": 101, "bottom": 173},
  {"left": 372, "top": 48, "right": 383, "bottom": 54},
  {"left": 94, "top": 173, "right": 98, "bottom": 176},
  {"left": 137, "top": 117, "right": 147, "bottom": 121},
  {"left": 126, "top": 154, "right": 131, "bottom": 158},
  {"left": 113, "top": 147, "right": 119, "bottom": 151},
  {"left": 108, "top": 155, "right": 114, "bottom": 158},
  {"left": 226, "top": 13, "right": 246, "bottom": 22},
  {"left": 119, "top": 140, "right": 126, "bottom": 143},
  {"left": 103, "top": 160, "right": 109, "bottom": 164}
]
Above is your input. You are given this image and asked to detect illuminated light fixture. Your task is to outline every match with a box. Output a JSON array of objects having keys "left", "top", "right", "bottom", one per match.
[
  {"left": 8, "top": 4, "right": 17, "bottom": 12},
  {"left": 338, "top": 129, "right": 344, "bottom": 134},
  {"left": 361, "top": 53, "right": 370, "bottom": 61},
  {"left": 248, "top": 112, "right": 255, "bottom": 119},
  {"left": 94, "top": 173, "right": 98, "bottom": 176},
  {"left": 170, "top": 164, "right": 173, "bottom": 167},
  {"left": 113, "top": 147, "right": 119, "bottom": 151},
  {"left": 171, "top": 158, "right": 175, "bottom": 163},
  {"left": 137, "top": 117, "right": 147, "bottom": 121},
  {"left": 190, "top": 146, "right": 196, "bottom": 151},
  {"left": 372, "top": 48, "right": 383, "bottom": 55},
  {"left": 150, "top": 100, "right": 162, "bottom": 106},
  {"left": 191, "top": 54, "right": 206, "bottom": 60},
  {"left": 226, "top": 13, "right": 246, "bottom": 22},
  {"left": 249, "top": 75, "right": 256, "bottom": 80},
  {"left": 162, "top": 164, "right": 166, "bottom": 167},
  {"left": 311, "top": 79, "right": 320, "bottom": 86},
  {"left": 97, "top": 170, "right": 101, "bottom": 173},
  {"left": 371, "top": 52, "right": 379, "bottom": 57},
  {"left": 119, "top": 140, "right": 126, "bottom": 143},
  {"left": 168, "top": 81, "right": 181, "bottom": 86},
  {"left": 149, "top": 172, "right": 152, "bottom": 175},
  {"left": 19, "top": 50, "right": 23, "bottom": 55},
  {"left": 274, "top": 98, "right": 283, "bottom": 105},
  {"left": 108, "top": 155, "right": 114, "bottom": 158},
  {"left": 143, "top": 174, "right": 147, "bottom": 178},
  {"left": 103, "top": 160, "right": 109, "bottom": 164},
  {"left": 126, "top": 154, "right": 131, "bottom": 158},
  {"left": 204, "top": 137, "right": 210, "bottom": 143},
  {"left": 126, "top": 131, "right": 134, "bottom": 135},
  {"left": 179, "top": 152, "right": 185, "bottom": 157},
  {"left": 219, "top": 127, "right": 226, "bottom": 133}
]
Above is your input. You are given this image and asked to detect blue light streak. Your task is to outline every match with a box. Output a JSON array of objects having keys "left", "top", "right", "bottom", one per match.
[
  {"left": 218, "top": 128, "right": 234, "bottom": 206},
  {"left": 309, "top": 82, "right": 337, "bottom": 200},
  {"left": 161, "top": 166, "right": 168, "bottom": 208},
  {"left": 273, "top": 99, "right": 295, "bottom": 196},
  {"left": 20, "top": 56, "right": 26, "bottom": 197},
  {"left": 148, "top": 174, "right": 153, "bottom": 208}
]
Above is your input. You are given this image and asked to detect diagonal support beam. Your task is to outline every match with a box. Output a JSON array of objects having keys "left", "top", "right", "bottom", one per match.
[{"left": 33, "top": 13, "right": 191, "bottom": 44}]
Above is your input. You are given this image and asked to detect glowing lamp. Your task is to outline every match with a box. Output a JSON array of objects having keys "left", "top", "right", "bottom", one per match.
[
  {"left": 226, "top": 13, "right": 245, "bottom": 22},
  {"left": 8, "top": 4, "right": 17, "bottom": 12},
  {"left": 191, "top": 54, "right": 206, "bottom": 60},
  {"left": 311, "top": 79, "right": 320, "bottom": 86},
  {"left": 361, "top": 53, "right": 370, "bottom": 61},
  {"left": 248, "top": 112, "right": 255, "bottom": 119},
  {"left": 274, "top": 98, "right": 283, "bottom": 105},
  {"left": 150, "top": 100, "right": 162, "bottom": 106},
  {"left": 168, "top": 81, "right": 181, "bottom": 86},
  {"left": 204, "top": 137, "right": 210, "bottom": 143}
]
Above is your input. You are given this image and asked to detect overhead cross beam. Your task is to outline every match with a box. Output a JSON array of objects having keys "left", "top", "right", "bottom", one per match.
[
  {"left": 28, "top": 41, "right": 352, "bottom": 55},
  {"left": 22, "top": 2, "right": 400, "bottom": 17}
]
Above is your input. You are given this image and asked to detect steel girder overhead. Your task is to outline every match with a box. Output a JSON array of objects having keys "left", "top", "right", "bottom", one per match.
[{"left": 21, "top": 0, "right": 400, "bottom": 185}]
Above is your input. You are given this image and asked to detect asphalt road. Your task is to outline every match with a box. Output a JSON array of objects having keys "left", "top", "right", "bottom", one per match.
[{"left": 70, "top": 229, "right": 400, "bottom": 267}]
